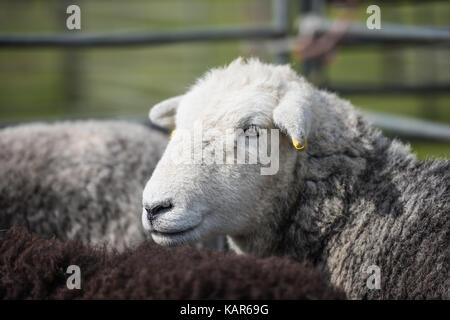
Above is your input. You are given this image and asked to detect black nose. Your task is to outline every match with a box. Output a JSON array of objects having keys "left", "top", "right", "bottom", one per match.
[{"left": 145, "top": 201, "right": 173, "bottom": 220}]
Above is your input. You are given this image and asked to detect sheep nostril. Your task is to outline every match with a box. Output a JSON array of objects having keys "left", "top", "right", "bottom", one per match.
[{"left": 145, "top": 201, "right": 173, "bottom": 220}]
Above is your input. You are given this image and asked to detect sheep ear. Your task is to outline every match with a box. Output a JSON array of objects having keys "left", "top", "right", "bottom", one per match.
[
  {"left": 273, "top": 81, "right": 314, "bottom": 151},
  {"left": 149, "top": 95, "right": 183, "bottom": 129}
]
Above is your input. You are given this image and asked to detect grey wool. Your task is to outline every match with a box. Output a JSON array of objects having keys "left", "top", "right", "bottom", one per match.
[
  {"left": 0, "top": 121, "right": 168, "bottom": 250},
  {"left": 234, "top": 92, "right": 450, "bottom": 299},
  {"left": 281, "top": 122, "right": 449, "bottom": 299}
]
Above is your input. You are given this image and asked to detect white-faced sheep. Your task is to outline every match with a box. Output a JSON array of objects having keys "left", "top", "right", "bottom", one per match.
[
  {"left": 143, "top": 57, "right": 450, "bottom": 299},
  {"left": 0, "top": 121, "right": 168, "bottom": 250},
  {"left": 0, "top": 227, "right": 345, "bottom": 300}
]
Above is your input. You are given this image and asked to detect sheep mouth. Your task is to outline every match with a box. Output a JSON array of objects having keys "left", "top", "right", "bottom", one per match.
[
  {"left": 150, "top": 223, "right": 200, "bottom": 244},
  {"left": 151, "top": 227, "right": 195, "bottom": 237}
]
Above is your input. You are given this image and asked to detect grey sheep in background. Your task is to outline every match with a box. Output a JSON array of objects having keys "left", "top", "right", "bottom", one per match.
[
  {"left": 144, "top": 57, "right": 450, "bottom": 299},
  {"left": 0, "top": 120, "right": 168, "bottom": 250}
]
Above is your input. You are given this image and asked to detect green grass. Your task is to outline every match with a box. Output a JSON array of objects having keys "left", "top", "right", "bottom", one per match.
[
  {"left": 411, "top": 142, "right": 450, "bottom": 160},
  {"left": 349, "top": 94, "right": 450, "bottom": 124}
]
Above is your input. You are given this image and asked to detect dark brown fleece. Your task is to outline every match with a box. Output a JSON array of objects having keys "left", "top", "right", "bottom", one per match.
[{"left": 0, "top": 227, "right": 345, "bottom": 300}]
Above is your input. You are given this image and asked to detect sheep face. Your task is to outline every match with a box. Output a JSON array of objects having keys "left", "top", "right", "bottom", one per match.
[{"left": 143, "top": 58, "right": 313, "bottom": 247}]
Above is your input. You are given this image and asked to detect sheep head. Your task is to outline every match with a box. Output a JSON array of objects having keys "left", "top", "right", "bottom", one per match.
[{"left": 142, "top": 57, "right": 315, "bottom": 247}]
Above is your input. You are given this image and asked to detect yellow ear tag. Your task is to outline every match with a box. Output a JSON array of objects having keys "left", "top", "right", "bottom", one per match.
[
  {"left": 169, "top": 130, "right": 175, "bottom": 139},
  {"left": 292, "top": 137, "right": 307, "bottom": 151}
]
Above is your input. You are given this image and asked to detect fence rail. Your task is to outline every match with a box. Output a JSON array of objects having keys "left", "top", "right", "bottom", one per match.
[
  {"left": 2, "top": 21, "right": 450, "bottom": 48},
  {"left": 0, "top": 26, "right": 287, "bottom": 48},
  {"left": 327, "top": 84, "right": 450, "bottom": 95},
  {"left": 363, "top": 112, "right": 450, "bottom": 142},
  {"left": 305, "top": 18, "right": 450, "bottom": 45},
  {"left": 1, "top": 114, "right": 449, "bottom": 142}
]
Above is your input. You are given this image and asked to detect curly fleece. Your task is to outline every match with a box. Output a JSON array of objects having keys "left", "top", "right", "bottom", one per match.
[
  {"left": 0, "top": 121, "right": 168, "bottom": 250},
  {"left": 0, "top": 227, "right": 345, "bottom": 300}
]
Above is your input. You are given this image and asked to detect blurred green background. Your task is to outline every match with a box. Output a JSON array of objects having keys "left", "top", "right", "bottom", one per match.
[{"left": 0, "top": 0, "right": 449, "bottom": 159}]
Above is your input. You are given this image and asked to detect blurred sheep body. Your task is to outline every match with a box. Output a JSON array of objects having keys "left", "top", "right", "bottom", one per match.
[
  {"left": 0, "top": 227, "right": 345, "bottom": 300},
  {"left": 0, "top": 121, "right": 168, "bottom": 250},
  {"left": 144, "top": 58, "right": 450, "bottom": 299}
]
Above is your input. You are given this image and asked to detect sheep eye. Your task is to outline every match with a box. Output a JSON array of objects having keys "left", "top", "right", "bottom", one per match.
[{"left": 243, "top": 125, "right": 260, "bottom": 137}]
